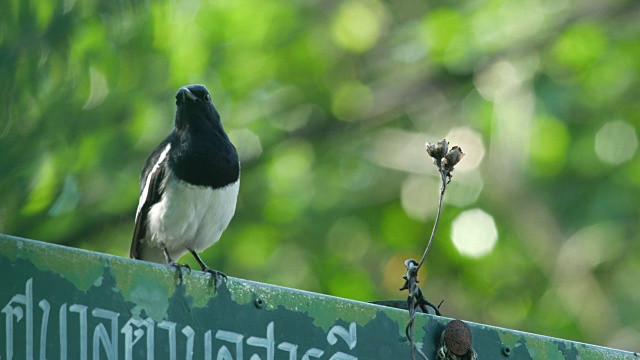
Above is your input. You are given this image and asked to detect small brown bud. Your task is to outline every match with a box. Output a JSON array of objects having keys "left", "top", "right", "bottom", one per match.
[{"left": 441, "top": 146, "right": 465, "bottom": 172}]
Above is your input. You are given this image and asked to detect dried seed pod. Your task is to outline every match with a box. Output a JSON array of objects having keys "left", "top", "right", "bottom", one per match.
[
  {"left": 426, "top": 139, "right": 449, "bottom": 161},
  {"left": 442, "top": 146, "right": 465, "bottom": 172}
]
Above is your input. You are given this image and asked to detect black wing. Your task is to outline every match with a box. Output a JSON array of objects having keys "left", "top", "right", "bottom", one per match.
[{"left": 130, "top": 141, "right": 171, "bottom": 259}]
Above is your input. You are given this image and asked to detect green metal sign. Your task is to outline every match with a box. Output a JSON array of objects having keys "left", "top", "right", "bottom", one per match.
[{"left": 0, "top": 234, "right": 635, "bottom": 359}]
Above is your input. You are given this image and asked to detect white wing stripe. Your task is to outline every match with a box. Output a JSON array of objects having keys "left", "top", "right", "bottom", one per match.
[{"left": 135, "top": 144, "right": 171, "bottom": 219}]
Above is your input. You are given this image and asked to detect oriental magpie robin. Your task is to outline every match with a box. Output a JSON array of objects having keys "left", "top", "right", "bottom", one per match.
[{"left": 130, "top": 84, "right": 240, "bottom": 283}]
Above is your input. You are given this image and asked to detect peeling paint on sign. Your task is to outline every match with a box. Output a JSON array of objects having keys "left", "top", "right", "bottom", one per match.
[{"left": 0, "top": 235, "right": 635, "bottom": 359}]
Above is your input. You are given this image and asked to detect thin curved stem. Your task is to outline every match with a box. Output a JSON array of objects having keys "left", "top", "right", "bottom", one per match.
[{"left": 417, "top": 170, "right": 447, "bottom": 272}]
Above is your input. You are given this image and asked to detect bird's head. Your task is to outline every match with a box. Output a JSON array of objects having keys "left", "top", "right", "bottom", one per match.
[{"left": 174, "top": 84, "right": 221, "bottom": 130}]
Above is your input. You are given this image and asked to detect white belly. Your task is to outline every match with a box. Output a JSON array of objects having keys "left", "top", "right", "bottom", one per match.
[{"left": 145, "top": 170, "right": 239, "bottom": 261}]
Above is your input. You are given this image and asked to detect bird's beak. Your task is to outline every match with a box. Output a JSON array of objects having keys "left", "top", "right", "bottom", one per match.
[{"left": 180, "top": 87, "right": 198, "bottom": 102}]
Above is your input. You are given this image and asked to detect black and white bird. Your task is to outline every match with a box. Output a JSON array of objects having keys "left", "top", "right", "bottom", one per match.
[{"left": 130, "top": 84, "right": 240, "bottom": 282}]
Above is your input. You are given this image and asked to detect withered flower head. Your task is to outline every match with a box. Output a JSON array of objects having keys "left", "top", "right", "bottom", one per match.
[
  {"left": 441, "top": 146, "right": 465, "bottom": 173},
  {"left": 425, "top": 139, "right": 449, "bottom": 160}
]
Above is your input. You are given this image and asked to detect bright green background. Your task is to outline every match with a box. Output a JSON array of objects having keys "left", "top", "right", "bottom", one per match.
[{"left": 1, "top": 0, "right": 639, "bottom": 352}]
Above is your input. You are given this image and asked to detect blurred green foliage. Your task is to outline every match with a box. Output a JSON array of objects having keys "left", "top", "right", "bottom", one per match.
[{"left": 1, "top": 0, "right": 639, "bottom": 352}]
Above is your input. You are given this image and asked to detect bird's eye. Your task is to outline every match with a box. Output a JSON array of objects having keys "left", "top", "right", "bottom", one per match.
[{"left": 205, "top": 94, "right": 211, "bottom": 102}]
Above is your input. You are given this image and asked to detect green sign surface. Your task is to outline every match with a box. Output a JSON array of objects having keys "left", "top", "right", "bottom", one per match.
[{"left": 0, "top": 235, "right": 634, "bottom": 359}]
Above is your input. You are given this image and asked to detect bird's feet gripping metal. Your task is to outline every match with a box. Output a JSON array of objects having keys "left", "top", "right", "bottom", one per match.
[
  {"left": 164, "top": 247, "right": 191, "bottom": 284},
  {"left": 190, "top": 249, "right": 227, "bottom": 288},
  {"left": 202, "top": 268, "right": 228, "bottom": 288}
]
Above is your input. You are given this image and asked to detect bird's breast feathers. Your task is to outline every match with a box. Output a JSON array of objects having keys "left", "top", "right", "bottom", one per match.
[{"left": 145, "top": 170, "right": 239, "bottom": 255}]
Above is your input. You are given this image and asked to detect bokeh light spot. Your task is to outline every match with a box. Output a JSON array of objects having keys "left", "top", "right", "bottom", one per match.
[
  {"left": 443, "top": 171, "right": 484, "bottom": 207},
  {"left": 445, "top": 126, "right": 485, "bottom": 172},
  {"left": 475, "top": 60, "right": 523, "bottom": 102},
  {"left": 265, "top": 245, "right": 315, "bottom": 290},
  {"left": 231, "top": 224, "right": 279, "bottom": 268},
  {"left": 552, "top": 23, "right": 608, "bottom": 70},
  {"left": 594, "top": 120, "right": 637, "bottom": 165},
  {"left": 268, "top": 139, "right": 315, "bottom": 193},
  {"left": 331, "top": 0, "right": 385, "bottom": 53},
  {"left": 326, "top": 268, "right": 375, "bottom": 301},
  {"left": 401, "top": 175, "right": 439, "bottom": 221},
  {"left": 22, "top": 155, "right": 58, "bottom": 215},
  {"left": 498, "top": 0, "right": 545, "bottom": 42},
  {"left": 326, "top": 217, "right": 372, "bottom": 262},
  {"left": 228, "top": 128, "right": 263, "bottom": 162},
  {"left": 381, "top": 203, "right": 423, "bottom": 249},
  {"left": 83, "top": 67, "right": 109, "bottom": 110},
  {"left": 265, "top": 139, "right": 315, "bottom": 223},
  {"left": 529, "top": 116, "right": 570, "bottom": 176},
  {"left": 420, "top": 8, "right": 464, "bottom": 64},
  {"left": 331, "top": 81, "right": 373, "bottom": 121},
  {"left": 451, "top": 209, "right": 498, "bottom": 258},
  {"left": 49, "top": 176, "right": 80, "bottom": 216}
]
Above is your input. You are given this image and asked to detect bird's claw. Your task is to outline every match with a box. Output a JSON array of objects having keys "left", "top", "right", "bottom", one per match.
[
  {"left": 169, "top": 261, "right": 191, "bottom": 284},
  {"left": 202, "top": 267, "right": 227, "bottom": 287}
]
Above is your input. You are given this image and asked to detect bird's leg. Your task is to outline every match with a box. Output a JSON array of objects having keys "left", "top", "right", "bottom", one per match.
[
  {"left": 163, "top": 246, "right": 191, "bottom": 283},
  {"left": 189, "top": 249, "right": 227, "bottom": 287}
]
